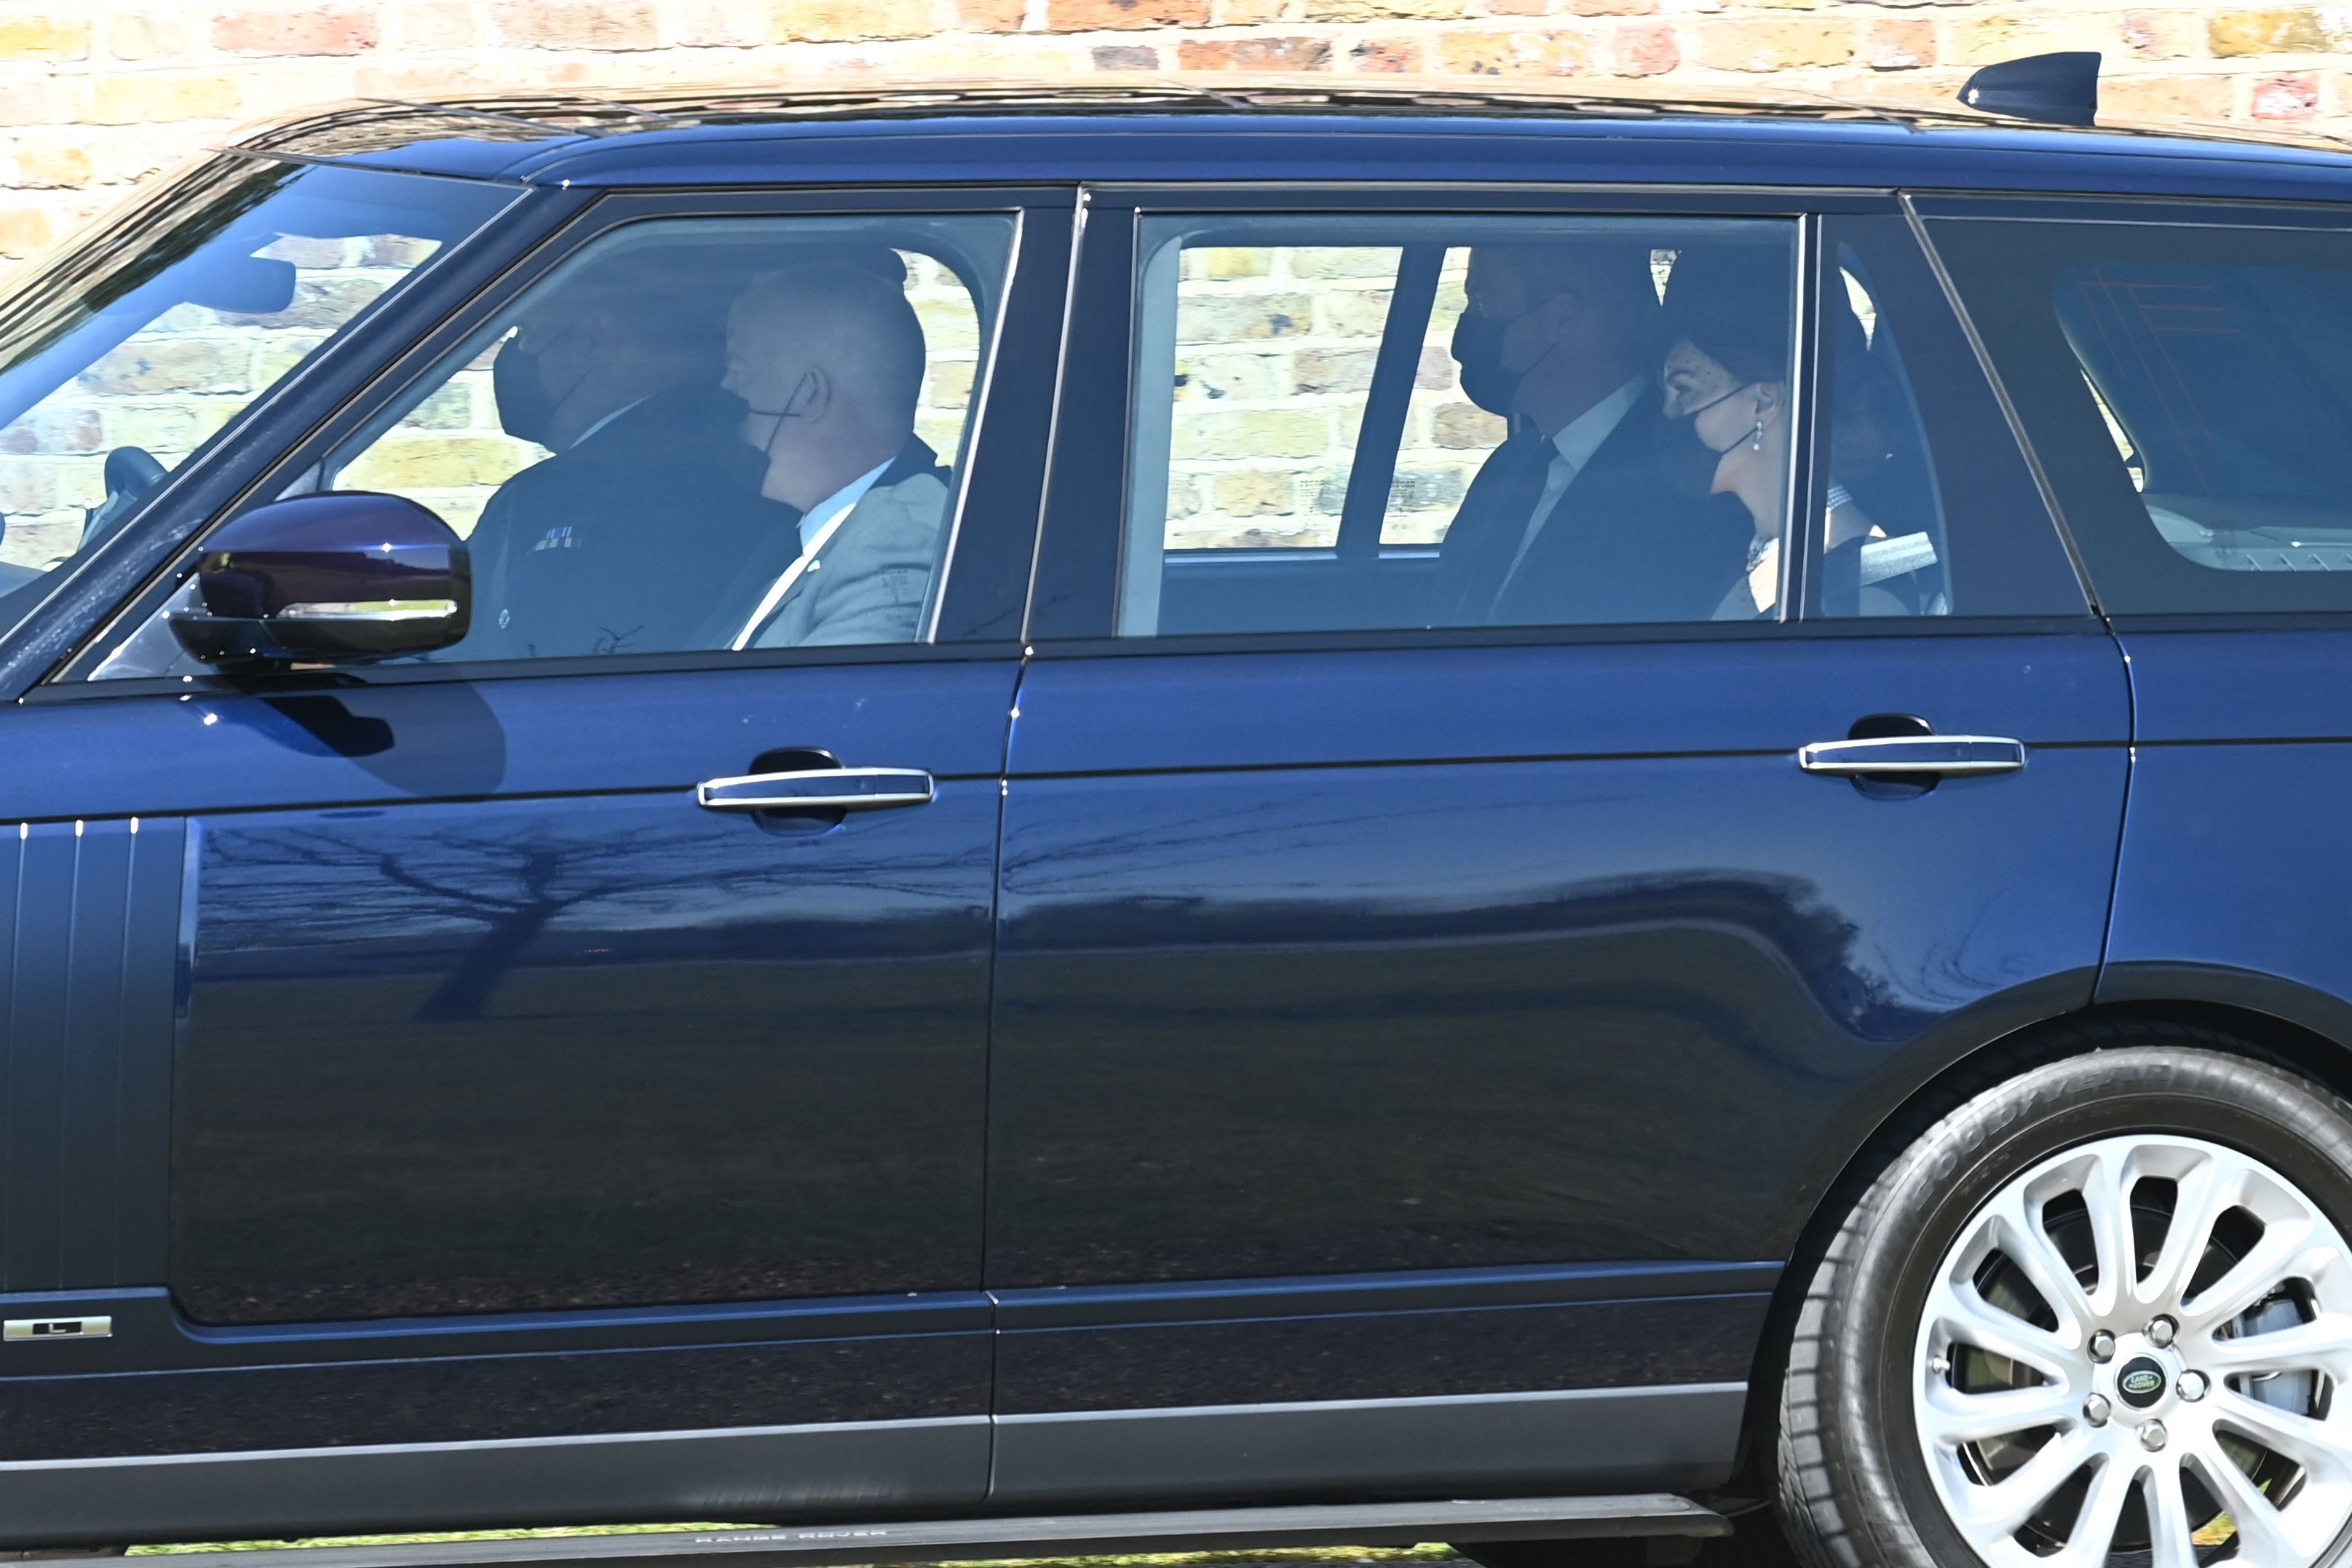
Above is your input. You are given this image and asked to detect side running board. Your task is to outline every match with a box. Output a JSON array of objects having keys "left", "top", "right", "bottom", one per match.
[{"left": 41, "top": 1495, "right": 1730, "bottom": 1568}]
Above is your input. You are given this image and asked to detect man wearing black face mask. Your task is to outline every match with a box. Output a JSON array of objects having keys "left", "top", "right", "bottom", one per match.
[
  {"left": 1430, "top": 242, "right": 1749, "bottom": 628},
  {"left": 459, "top": 252, "right": 785, "bottom": 660}
]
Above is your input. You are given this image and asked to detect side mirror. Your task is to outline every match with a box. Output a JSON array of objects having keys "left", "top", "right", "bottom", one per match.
[{"left": 168, "top": 492, "right": 470, "bottom": 669}]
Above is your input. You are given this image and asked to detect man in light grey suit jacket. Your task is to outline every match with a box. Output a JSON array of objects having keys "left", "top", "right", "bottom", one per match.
[{"left": 716, "top": 264, "right": 952, "bottom": 649}]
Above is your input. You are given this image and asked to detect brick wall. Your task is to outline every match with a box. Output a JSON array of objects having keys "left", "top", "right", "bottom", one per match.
[{"left": 0, "top": 0, "right": 2349, "bottom": 279}]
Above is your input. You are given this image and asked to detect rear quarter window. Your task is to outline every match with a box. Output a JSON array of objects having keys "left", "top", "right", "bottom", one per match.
[{"left": 1928, "top": 210, "right": 2352, "bottom": 614}]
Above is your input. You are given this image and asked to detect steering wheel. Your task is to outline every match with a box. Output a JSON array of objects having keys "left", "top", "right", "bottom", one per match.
[{"left": 81, "top": 444, "right": 167, "bottom": 549}]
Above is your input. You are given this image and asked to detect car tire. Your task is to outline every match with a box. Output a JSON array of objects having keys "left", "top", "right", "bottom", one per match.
[{"left": 1775, "top": 1032, "right": 2352, "bottom": 1568}]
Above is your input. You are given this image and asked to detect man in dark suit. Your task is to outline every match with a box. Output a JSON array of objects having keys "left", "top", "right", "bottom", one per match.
[
  {"left": 1430, "top": 241, "right": 1749, "bottom": 628},
  {"left": 458, "top": 252, "right": 791, "bottom": 660}
]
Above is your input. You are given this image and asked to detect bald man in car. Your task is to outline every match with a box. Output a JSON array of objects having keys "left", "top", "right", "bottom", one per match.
[{"left": 705, "top": 265, "right": 952, "bottom": 649}]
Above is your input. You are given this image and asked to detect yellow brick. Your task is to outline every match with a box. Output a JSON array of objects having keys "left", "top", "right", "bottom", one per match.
[
  {"left": 2208, "top": 8, "right": 2332, "bottom": 54},
  {"left": 911, "top": 297, "right": 981, "bottom": 352},
  {"left": 100, "top": 12, "right": 200, "bottom": 60},
  {"left": 1433, "top": 28, "right": 1591, "bottom": 76},
  {"left": 342, "top": 437, "right": 544, "bottom": 490},
  {"left": 0, "top": 205, "right": 52, "bottom": 261},
  {"left": 1305, "top": 0, "right": 1460, "bottom": 18},
  {"left": 1175, "top": 351, "right": 1294, "bottom": 403},
  {"left": 1211, "top": 470, "right": 1302, "bottom": 515},
  {"left": 0, "top": 462, "right": 58, "bottom": 514},
  {"left": 15, "top": 142, "right": 91, "bottom": 188},
  {"left": 1695, "top": 18, "right": 1852, "bottom": 71},
  {"left": 492, "top": 0, "right": 659, "bottom": 50},
  {"left": 1171, "top": 408, "right": 1329, "bottom": 459},
  {"left": 772, "top": 0, "right": 947, "bottom": 41},
  {"left": 1193, "top": 247, "right": 1272, "bottom": 280},
  {"left": 97, "top": 407, "right": 205, "bottom": 454},
  {"left": 0, "top": 17, "right": 90, "bottom": 60},
  {"left": 1177, "top": 293, "right": 1315, "bottom": 344},
  {"left": 1323, "top": 288, "right": 1396, "bottom": 338},
  {"left": 924, "top": 358, "right": 978, "bottom": 409},
  {"left": 77, "top": 338, "right": 252, "bottom": 396},
  {"left": 1294, "top": 348, "right": 1378, "bottom": 395},
  {"left": 85, "top": 74, "right": 242, "bottom": 125},
  {"left": 1289, "top": 248, "right": 1398, "bottom": 279},
  {"left": 1433, "top": 402, "right": 1507, "bottom": 449}
]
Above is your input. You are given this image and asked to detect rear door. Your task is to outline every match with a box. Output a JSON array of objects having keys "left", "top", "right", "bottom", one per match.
[
  {"left": 1923, "top": 198, "right": 2352, "bottom": 1042},
  {"left": 984, "top": 188, "right": 2130, "bottom": 1508},
  {"left": 0, "top": 189, "right": 1065, "bottom": 1540}
]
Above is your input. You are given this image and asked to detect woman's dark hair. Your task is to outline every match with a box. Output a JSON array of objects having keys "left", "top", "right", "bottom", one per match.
[{"left": 1659, "top": 245, "right": 1793, "bottom": 386}]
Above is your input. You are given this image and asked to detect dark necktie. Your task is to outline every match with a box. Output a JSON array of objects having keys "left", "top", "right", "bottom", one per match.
[{"left": 1433, "top": 423, "right": 1554, "bottom": 627}]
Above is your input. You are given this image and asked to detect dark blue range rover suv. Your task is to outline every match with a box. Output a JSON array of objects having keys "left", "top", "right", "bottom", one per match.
[{"left": 4, "top": 58, "right": 2352, "bottom": 1568}]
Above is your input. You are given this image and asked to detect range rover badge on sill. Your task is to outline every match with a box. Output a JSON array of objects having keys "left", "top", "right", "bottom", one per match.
[{"left": 4, "top": 1316, "right": 111, "bottom": 1342}]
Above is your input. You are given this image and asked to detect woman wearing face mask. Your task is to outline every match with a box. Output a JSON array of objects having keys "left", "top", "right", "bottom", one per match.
[{"left": 1655, "top": 299, "right": 1793, "bottom": 620}]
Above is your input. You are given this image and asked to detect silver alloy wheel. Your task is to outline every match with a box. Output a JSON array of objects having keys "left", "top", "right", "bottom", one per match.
[{"left": 1914, "top": 1133, "right": 2352, "bottom": 1568}]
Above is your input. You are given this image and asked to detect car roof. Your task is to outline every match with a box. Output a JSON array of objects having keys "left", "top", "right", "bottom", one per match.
[{"left": 232, "top": 76, "right": 2352, "bottom": 207}]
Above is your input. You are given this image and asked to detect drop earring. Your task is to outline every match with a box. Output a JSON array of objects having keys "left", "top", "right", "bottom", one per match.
[{"left": 1749, "top": 419, "right": 1765, "bottom": 451}]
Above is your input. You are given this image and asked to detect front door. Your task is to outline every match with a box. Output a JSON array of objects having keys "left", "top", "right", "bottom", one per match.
[
  {"left": 0, "top": 190, "right": 1065, "bottom": 1539},
  {"left": 983, "top": 193, "right": 2130, "bottom": 1507}
]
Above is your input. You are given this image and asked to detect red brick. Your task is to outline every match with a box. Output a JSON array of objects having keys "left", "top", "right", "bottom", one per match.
[
  {"left": 2253, "top": 73, "right": 2321, "bottom": 116},
  {"left": 1177, "top": 35, "right": 1334, "bottom": 68},
  {"left": 1349, "top": 36, "right": 1422, "bottom": 70},
  {"left": 2121, "top": 9, "right": 2195, "bottom": 58},
  {"left": 212, "top": 7, "right": 381, "bottom": 55},
  {"left": 2100, "top": 73, "right": 2234, "bottom": 118},
  {"left": 1863, "top": 18, "right": 1933, "bottom": 68},
  {"left": 1045, "top": 0, "right": 1208, "bottom": 29},
  {"left": 1612, "top": 20, "right": 1677, "bottom": 74}
]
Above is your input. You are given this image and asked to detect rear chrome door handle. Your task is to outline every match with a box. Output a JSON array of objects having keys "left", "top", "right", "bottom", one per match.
[
  {"left": 1796, "top": 735, "right": 2026, "bottom": 777},
  {"left": 696, "top": 767, "right": 936, "bottom": 813}
]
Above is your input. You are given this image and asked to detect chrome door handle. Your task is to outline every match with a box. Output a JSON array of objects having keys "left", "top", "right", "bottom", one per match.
[
  {"left": 696, "top": 767, "right": 935, "bottom": 812},
  {"left": 1797, "top": 735, "right": 2026, "bottom": 776}
]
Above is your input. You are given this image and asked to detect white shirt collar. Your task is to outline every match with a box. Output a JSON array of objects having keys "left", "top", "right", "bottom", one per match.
[{"left": 797, "top": 458, "right": 893, "bottom": 554}]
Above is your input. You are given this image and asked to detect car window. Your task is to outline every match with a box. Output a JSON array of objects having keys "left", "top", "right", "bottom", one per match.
[
  {"left": 1810, "top": 217, "right": 2086, "bottom": 619},
  {"left": 1119, "top": 213, "right": 1799, "bottom": 638},
  {"left": 0, "top": 159, "right": 512, "bottom": 638},
  {"left": 1926, "top": 212, "right": 2352, "bottom": 614},
  {"left": 93, "top": 212, "right": 1014, "bottom": 677}
]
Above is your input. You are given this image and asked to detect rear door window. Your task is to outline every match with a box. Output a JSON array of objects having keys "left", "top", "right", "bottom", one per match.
[
  {"left": 1926, "top": 207, "right": 2352, "bottom": 613},
  {"left": 1120, "top": 214, "right": 1800, "bottom": 637},
  {"left": 1086, "top": 206, "right": 2083, "bottom": 644},
  {"left": 1813, "top": 213, "right": 2086, "bottom": 619}
]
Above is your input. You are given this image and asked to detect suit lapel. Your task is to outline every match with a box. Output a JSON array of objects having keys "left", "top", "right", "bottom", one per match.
[{"left": 1433, "top": 425, "right": 1552, "bottom": 625}]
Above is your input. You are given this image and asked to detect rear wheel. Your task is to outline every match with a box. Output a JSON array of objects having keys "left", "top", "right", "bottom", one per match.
[{"left": 1778, "top": 1040, "right": 2352, "bottom": 1568}]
